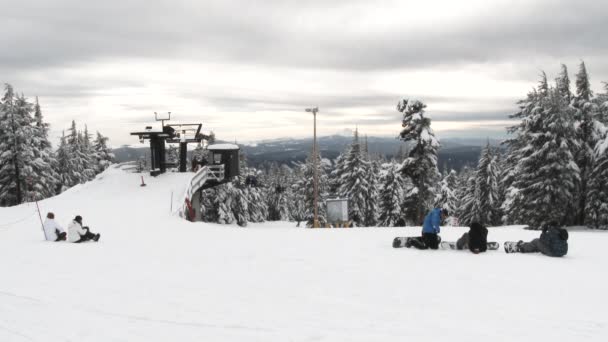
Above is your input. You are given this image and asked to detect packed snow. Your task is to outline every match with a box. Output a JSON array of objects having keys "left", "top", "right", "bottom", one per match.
[{"left": 1, "top": 166, "right": 607, "bottom": 341}]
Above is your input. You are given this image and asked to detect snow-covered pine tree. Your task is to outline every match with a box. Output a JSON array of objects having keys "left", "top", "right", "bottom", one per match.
[
  {"left": 501, "top": 73, "right": 549, "bottom": 221},
  {"left": 585, "top": 85, "right": 608, "bottom": 229},
  {"left": 456, "top": 170, "right": 477, "bottom": 226},
  {"left": 585, "top": 136, "right": 608, "bottom": 229},
  {"left": 338, "top": 129, "right": 372, "bottom": 227},
  {"left": 434, "top": 169, "right": 458, "bottom": 223},
  {"left": 55, "top": 131, "right": 74, "bottom": 192},
  {"left": 328, "top": 151, "right": 346, "bottom": 196},
  {"left": 364, "top": 156, "right": 379, "bottom": 227},
  {"left": 93, "top": 131, "right": 115, "bottom": 173},
  {"left": 216, "top": 184, "right": 236, "bottom": 225},
  {"left": 505, "top": 85, "right": 580, "bottom": 229},
  {"left": 79, "top": 125, "right": 96, "bottom": 181},
  {"left": 29, "top": 96, "right": 59, "bottom": 199},
  {"left": 472, "top": 142, "right": 502, "bottom": 226},
  {"left": 571, "top": 61, "right": 603, "bottom": 224},
  {"left": 0, "top": 86, "right": 36, "bottom": 206},
  {"left": 377, "top": 162, "right": 404, "bottom": 227},
  {"left": 246, "top": 183, "right": 268, "bottom": 223},
  {"left": 397, "top": 99, "right": 441, "bottom": 224},
  {"left": 556, "top": 64, "right": 572, "bottom": 103},
  {"left": 232, "top": 183, "right": 249, "bottom": 227}
]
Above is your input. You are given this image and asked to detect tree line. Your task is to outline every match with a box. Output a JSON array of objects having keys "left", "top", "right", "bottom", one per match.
[
  {"left": 196, "top": 62, "right": 608, "bottom": 229},
  {"left": 0, "top": 84, "right": 115, "bottom": 206}
]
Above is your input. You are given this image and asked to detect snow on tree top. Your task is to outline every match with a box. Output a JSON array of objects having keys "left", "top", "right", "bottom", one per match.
[{"left": 208, "top": 144, "right": 239, "bottom": 150}]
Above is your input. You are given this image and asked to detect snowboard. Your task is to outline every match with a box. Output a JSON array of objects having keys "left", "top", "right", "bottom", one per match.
[
  {"left": 504, "top": 241, "right": 522, "bottom": 253},
  {"left": 393, "top": 236, "right": 416, "bottom": 248},
  {"left": 392, "top": 236, "right": 442, "bottom": 248},
  {"left": 439, "top": 241, "right": 500, "bottom": 251}
]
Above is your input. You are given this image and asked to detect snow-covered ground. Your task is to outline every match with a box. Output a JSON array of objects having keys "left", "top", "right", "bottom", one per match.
[{"left": 1, "top": 167, "right": 607, "bottom": 341}]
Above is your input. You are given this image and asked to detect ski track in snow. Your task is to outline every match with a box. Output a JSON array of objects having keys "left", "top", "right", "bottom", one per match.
[{"left": 1, "top": 166, "right": 608, "bottom": 341}]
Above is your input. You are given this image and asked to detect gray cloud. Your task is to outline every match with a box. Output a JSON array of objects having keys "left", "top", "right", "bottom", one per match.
[
  {"left": 2, "top": 0, "right": 607, "bottom": 72},
  {"left": 2, "top": 0, "right": 606, "bottom": 145}
]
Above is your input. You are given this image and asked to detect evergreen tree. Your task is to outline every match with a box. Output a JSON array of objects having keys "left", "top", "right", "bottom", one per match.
[
  {"left": 571, "top": 61, "right": 602, "bottom": 224},
  {"left": 397, "top": 99, "right": 441, "bottom": 224},
  {"left": 364, "top": 156, "right": 379, "bottom": 227},
  {"left": 55, "top": 131, "right": 74, "bottom": 192},
  {"left": 93, "top": 131, "right": 115, "bottom": 173},
  {"left": 472, "top": 143, "right": 502, "bottom": 226},
  {"left": 0, "top": 85, "right": 35, "bottom": 206},
  {"left": 434, "top": 169, "right": 458, "bottom": 222},
  {"left": 585, "top": 136, "right": 608, "bottom": 229},
  {"left": 328, "top": 152, "right": 346, "bottom": 196},
  {"left": 30, "top": 96, "right": 59, "bottom": 198},
  {"left": 504, "top": 86, "right": 580, "bottom": 228},
  {"left": 456, "top": 170, "right": 477, "bottom": 226},
  {"left": 377, "top": 162, "right": 404, "bottom": 227},
  {"left": 556, "top": 64, "right": 572, "bottom": 102},
  {"left": 63, "top": 120, "right": 89, "bottom": 186},
  {"left": 338, "top": 130, "right": 371, "bottom": 226}
]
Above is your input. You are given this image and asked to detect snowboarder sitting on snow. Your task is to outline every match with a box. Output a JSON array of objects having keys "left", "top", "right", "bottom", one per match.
[
  {"left": 455, "top": 222, "right": 488, "bottom": 254},
  {"left": 43, "top": 212, "right": 67, "bottom": 241},
  {"left": 68, "top": 215, "right": 100, "bottom": 243},
  {"left": 507, "top": 222, "right": 568, "bottom": 257},
  {"left": 408, "top": 208, "right": 449, "bottom": 250}
]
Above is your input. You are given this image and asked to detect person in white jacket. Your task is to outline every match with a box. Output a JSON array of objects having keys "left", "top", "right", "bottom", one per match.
[
  {"left": 43, "top": 212, "right": 66, "bottom": 241},
  {"left": 68, "top": 215, "right": 100, "bottom": 243}
]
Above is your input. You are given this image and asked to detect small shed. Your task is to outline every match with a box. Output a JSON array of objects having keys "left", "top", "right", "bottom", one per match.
[
  {"left": 207, "top": 144, "right": 240, "bottom": 179},
  {"left": 327, "top": 198, "right": 349, "bottom": 227}
]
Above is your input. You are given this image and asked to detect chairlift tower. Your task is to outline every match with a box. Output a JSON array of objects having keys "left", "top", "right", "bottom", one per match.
[{"left": 130, "top": 112, "right": 209, "bottom": 176}]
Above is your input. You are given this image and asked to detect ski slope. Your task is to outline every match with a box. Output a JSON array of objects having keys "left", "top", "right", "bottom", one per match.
[{"left": 1, "top": 166, "right": 607, "bottom": 341}]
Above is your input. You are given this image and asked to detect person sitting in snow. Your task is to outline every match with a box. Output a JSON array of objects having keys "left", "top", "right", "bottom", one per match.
[
  {"left": 43, "top": 212, "right": 67, "bottom": 241},
  {"left": 456, "top": 222, "right": 488, "bottom": 254},
  {"left": 505, "top": 222, "right": 568, "bottom": 257},
  {"left": 407, "top": 208, "right": 449, "bottom": 250},
  {"left": 68, "top": 215, "right": 100, "bottom": 243}
]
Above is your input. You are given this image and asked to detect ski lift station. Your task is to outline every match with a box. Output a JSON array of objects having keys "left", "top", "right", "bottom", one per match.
[{"left": 130, "top": 113, "right": 239, "bottom": 221}]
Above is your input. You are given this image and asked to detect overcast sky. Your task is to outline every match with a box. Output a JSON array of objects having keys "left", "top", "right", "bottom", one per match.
[{"left": 2, "top": 0, "right": 607, "bottom": 146}]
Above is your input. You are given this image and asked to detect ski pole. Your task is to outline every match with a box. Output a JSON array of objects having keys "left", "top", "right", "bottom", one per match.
[{"left": 35, "top": 200, "right": 47, "bottom": 240}]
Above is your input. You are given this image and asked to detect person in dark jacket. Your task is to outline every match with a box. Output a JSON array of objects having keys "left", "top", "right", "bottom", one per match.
[
  {"left": 407, "top": 208, "right": 449, "bottom": 250},
  {"left": 456, "top": 222, "right": 488, "bottom": 253},
  {"left": 511, "top": 223, "right": 568, "bottom": 257}
]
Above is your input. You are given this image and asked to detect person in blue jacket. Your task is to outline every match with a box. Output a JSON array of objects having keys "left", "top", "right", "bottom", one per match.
[{"left": 407, "top": 208, "right": 449, "bottom": 250}]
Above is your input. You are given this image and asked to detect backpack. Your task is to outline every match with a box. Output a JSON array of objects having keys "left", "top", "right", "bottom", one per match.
[{"left": 540, "top": 227, "right": 568, "bottom": 257}]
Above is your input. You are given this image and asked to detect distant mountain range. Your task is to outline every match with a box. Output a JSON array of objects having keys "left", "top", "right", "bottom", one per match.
[{"left": 113, "top": 135, "right": 504, "bottom": 172}]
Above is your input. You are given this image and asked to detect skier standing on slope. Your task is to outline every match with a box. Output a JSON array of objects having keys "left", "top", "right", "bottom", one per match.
[
  {"left": 505, "top": 222, "right": 568, "bottom": 257},
  {"left": 43, "top": 212, "right": 67, "bottom": 241},
  {"left": 68, "top": 215, "right": 100, "bottom": 243},
  {"left": 407, "top": 208, "right": 449, "bottom": 249},
  {"left": 456, "top": 222, "right": 488, "bottom": 254}
]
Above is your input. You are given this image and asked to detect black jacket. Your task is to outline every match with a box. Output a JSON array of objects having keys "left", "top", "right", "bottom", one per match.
[{"left": 468, "top": 224, "right": 488, "bottom": 253}]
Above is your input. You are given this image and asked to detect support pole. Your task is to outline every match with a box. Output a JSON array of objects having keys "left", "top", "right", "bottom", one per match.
[
  {"left": 179, "top": 142, "right": 188, "bottom": 172},
  {"left": 313, "top": 111, "right": 319, "bottom": 228},
  {"left": 35, "top": 200, "right": 46, "bottom": 240}
]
